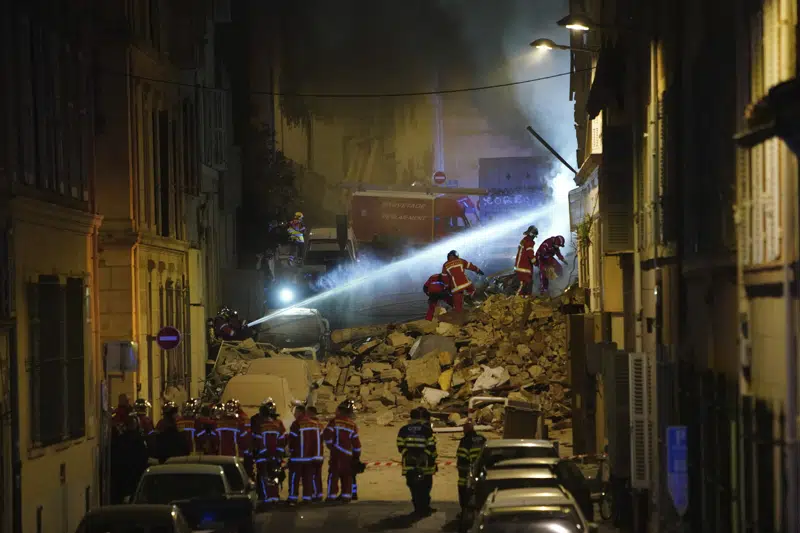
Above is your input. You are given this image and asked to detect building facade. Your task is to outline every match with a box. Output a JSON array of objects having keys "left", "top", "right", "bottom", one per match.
[
  {"left": 567, "top": 0, "right": 798, "bottom": 531},
  {"left": 0, "top": 2, "right": 103, "bottom": 532},
  {"left": 94, "top": 0, "right": 238, "bottom": 423}
]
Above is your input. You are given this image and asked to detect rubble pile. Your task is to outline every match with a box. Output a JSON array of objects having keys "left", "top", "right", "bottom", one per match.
[{"left": 317, "top": 288, "right": 583, "bottom": 430}]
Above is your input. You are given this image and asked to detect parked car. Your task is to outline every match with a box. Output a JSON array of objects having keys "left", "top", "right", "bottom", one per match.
[
  {"left": 131, "top": 464, "right": 254, "bottom": 533},
  {"left": 74, "top": 504, "right": 192, "bottom": 533},
  {"left": 489, "top": 458, "right": 594, "bottom": 520},
  {"left": 466, "top": 439, "right": 560, "bottom": 496},
  {"left": 469, "top": 487, "right": 598, "bottom": 533},
  {"left": 470, "top": 467, "right": 561, "bottom": 511},
  {"left": 166, "top": 455, "right": 257, "bottom": 504},
  {"left": 256, "top": 307, "right": 330, "bottom": 359}
]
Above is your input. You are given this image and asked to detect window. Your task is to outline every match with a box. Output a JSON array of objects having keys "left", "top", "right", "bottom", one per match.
[{"left": 27, "top": 275, "right": 86, "bottom": 446}]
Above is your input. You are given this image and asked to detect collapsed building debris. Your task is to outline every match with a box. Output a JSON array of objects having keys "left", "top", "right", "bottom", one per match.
[{"left": 318, "top": 287, "right": 584, "bottom": 431}]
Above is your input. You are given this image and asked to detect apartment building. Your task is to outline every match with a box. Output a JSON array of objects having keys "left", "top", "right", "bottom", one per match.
[{"left": 0, "top": 1, "right": 103, "bottom": 531}]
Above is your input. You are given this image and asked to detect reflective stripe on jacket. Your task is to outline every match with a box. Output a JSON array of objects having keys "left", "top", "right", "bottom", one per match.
[{"left": 397, "top": 420, "right": 438, "bottom": 475}]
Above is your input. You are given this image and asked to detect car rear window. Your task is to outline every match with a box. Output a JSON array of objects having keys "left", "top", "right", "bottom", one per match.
[
  {"left": 135, "top": 473, "right": 226, "bottom": 504},
  {"left": 78, "top": 520, "right": 174, "bottom": 533},
  {"left": 477, "top": 478, "right": 560, "bottom": 507},
  {"left": 481, "top": 507, "right": 582, "bottom": 533},
  {"left": 220, "top": 463, "right": 245, "bottom": 491},
  {"left": 482, "top": 446, "right": 558, "bottom": 468}
]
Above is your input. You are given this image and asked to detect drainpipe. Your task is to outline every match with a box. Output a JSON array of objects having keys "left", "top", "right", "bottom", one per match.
[{"left": 782, "top": 126, "right": 798, "bottom": 533}]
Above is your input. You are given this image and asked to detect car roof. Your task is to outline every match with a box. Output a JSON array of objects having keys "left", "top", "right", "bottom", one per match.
[
  {"left": 143, "top": 464, "right": 225, "bottom": 476},
  {"left": 166, "top": 455, "right": 241, "bottom": 466},
  {"left": 82, "top": 504, "right": 179, "bottom": 519},
  {"left": 493, "top": 458, "right": 560, "bottom": 468},
  {"left": 486, "top": 468, "right": 557, "bottom": 480},
  {"left": 487, "top": 488, "right": 575, "bottom": 508},
  {"left": 484, "top": 439, "right": 555, "bottom": 449}
]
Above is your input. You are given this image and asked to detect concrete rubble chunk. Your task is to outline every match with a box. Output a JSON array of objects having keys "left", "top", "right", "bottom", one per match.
[
  {"left": 380, "top": 368, "right": 403, "bottom": 381},
  {"left": 387, "top": 331, "right": 414, "bottom": 347},
  {"left": 403, "top": 319, "right": 439, "bottom": 335},
  {"left": 438, "top": 368, "right": 454, "bottom": 391},
  {"left": 422, "top": 387, "right": 450, "bottom": 408},
  {"left": 473, "top": 365, "right": 511, "bottom": 391},
  {"left": 409, "top": 335, "right": 457, "bottom": 360},
  {"left": 438, "top": 350, "right": 455, "bottom": 366},
  {"left": 363, "top": 362, "right": 392, "bottom": 373},
  {"left": 435, "top": 322, "right": 460, "bottom": 336},
  {"left": 323, "top": 364, "right": 342, "bottom": 386},
  {"left": 405, "top": 353, "right": 442, "bottom": 390},
  {"left": 376, "top": 410, "right": 395, "bottom": 426}
]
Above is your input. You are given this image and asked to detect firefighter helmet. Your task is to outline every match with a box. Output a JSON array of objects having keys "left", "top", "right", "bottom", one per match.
[
  {"left": 447, "top": 250, "right": 459, "bottom": 260},
  {"left": 525, "top": 225, "right": 539, "bottom": 237},
  {"left": 417, "top": 406, "right": 431, "bottom": 421},
  {"left": 260, "top": 398, "right": 278, "bottom": 418},
  {"left": 294, "top": 212, "right": 304, "bottom": 219},
  {"left": 338, "top": 399, "right": 356, "bottom": 415},
  {"left": 162, "top": 400, "right": 178, "bottom": 415},
  {"left": 182, "top": 398, "right": 201, "bottom": 417},
  {"left": 554, "top": 235, "right": 566, "bottom": 247},
  {"left": 224, "top": 399, "right": 240, "bottom": 416},
  {"left": 211, "top": 403, "right": 225, "bottom": 419},
  {"left": 133, "top": 398, "right": 152, "bottom": 414}
]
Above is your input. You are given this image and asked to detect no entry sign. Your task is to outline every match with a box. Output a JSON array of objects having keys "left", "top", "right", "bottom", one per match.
[
  {"left": 433, "top": 170, "right": 446, "bottom": 184},
  {"left": 156, "top": 326, "right": 182, "bottom": 350}
]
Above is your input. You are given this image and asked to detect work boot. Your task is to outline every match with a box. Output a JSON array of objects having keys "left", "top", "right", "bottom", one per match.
[
  {"left": 325, "top": 496, "right": 339, "bottom": 503},
  {"left": 351, "top": 493, "right": 358, "bottom": 501}
]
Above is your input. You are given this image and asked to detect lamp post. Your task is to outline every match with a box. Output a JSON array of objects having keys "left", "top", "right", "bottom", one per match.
[{"left": 529, "top": 38, "right": 598, "bottom": 54}]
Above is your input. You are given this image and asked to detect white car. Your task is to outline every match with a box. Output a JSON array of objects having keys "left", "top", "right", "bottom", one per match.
[
  {"left": 165, "top": 455, "right": 257, "bottom": 505},
  {"left": 471, "top": 486, "right": 598, "bottom": 533}
]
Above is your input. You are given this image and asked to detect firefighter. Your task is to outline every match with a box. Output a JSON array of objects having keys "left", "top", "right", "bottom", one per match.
[
  {"left": 442, "top": 250, "right": 484, "bottom": 313},
  {"left": 423, "top": 273, "right": 453, "bottom": 321},
  {"left": 287, "top": 404, "right": 323, "bottom": 505},
  {"left": 217, "top": 399, "right": 242, "bottom": 457},
  {"left": 195, "top": 404, "right": 220, "bottom": 455},
  {"left": 287, "top": 212, "right": 306, "bottom": 244},
  {"left": 111, "top": 394, "right": 133, "bottom": 436},
  {"left": 154, "top": 401, "right": 189, "bottom": 463},
  {"left": 110, "top": 415, "right": 149, "bottom": 504},
  {"left": 514, "top": 225, "right": 539, "bottom": 297},
  {"left": 323, "top": 399, "right": 361, "bottom": 502},
  {"left": 456, "top": 420, "right": 486, "bottom": 511},
  {"left": 305, "top": 406, "right": 326, "bottom": 502},
  {"left": 535, "top": 235, "right": 568, "bottom": 295},
  {"left": 177, "top": 398, "right": 200, "bottom": 454},
  {"left": 396, "top": 407, "right": 438, "bottom": 516},
  {"left": 253, "top": 399, "right": 287, "bottom": 504}
]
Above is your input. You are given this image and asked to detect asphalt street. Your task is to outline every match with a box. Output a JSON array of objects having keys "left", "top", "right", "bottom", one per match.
[{"left": 254, "top": 501, "right": 619, "bottom": 532}]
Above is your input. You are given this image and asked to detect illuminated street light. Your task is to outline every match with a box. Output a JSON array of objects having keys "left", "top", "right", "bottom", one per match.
[
  {"left": 530, "top": 38, "right": 598, "bottom": 55},
  {"left": 557, "top": 13, "right": 595, "bottom": 32}
]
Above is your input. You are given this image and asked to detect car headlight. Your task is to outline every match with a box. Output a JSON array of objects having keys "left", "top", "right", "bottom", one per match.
[{"left": 278, "top": 288, "right": 295, "bottom": 303}]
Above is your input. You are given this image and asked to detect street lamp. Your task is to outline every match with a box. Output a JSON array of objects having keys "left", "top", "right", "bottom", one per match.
[
  {"left": 557, "top": 13, "right": 596, "bottom": 32},
  {"left": 530, "top": 38, "right": 597, "bottom": 54}
]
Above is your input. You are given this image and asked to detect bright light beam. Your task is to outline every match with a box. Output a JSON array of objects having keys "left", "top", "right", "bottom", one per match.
[{"left": 248, "top": 205, "right": 555, "bottom": 327}]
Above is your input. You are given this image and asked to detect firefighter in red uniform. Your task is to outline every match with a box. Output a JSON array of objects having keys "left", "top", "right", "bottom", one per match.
[
  {"left": 177, "top": 398, "right": 200, "bottom": 454},
  {"left": 111, "top": 394, "right": 133, "bottom": 436},
  {"left": 155, "top": 401, "right": 178, "bottom": 432},
  {"left": 535, "top": 235, "right": 568, "bottom": 295},
  {"left": 442, "top": 250, "right": 484, "bottom": 313},
  {"left": 217, "top": 399, "right": 242, "bottom": 456},
  {"left": 514, "top": 225, "right": 539, "bottom": 297},
  {"left": 195, "top": 404, "right": 221, "bottom": 455},
  {"left": 287, "top": 404, "right": 323, "bottom": 504},
  {"left": 323, "top": 399, "right": 362, "bottom": 502},
  {"left": 423, "top": 273, "right": 453, "bottom": 320},
  {"left": 236, "top": 404, "right": 253, "bottom": 478},
  {"left": 253, "top": 399, "right": 287, "bottom": 504},
  {"left": 306, "top": 406, "right": 326, "bottom": 502}
]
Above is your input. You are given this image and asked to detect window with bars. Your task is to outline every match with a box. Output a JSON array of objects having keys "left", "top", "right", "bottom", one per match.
[{"left": 27, "top": 275, "right": 86, "bottom": 447}]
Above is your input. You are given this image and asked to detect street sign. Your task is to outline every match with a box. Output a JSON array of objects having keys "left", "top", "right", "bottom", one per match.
[
  {"left": 667, "top": 425, "right": 689, "bottom": 516},
  {"left": 433, "top": 170, "right": 447, "bottom": 184},
  {"left": 156, "top": 326, "right": 182, "bottom": 350}
]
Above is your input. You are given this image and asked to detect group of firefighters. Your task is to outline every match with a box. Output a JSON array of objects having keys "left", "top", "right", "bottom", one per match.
[
  {"left": 110, "top": 394, "right": 365, "bottom": 506},
  {"left": 423, "top": 225, "right": 568, "bottom": 319}
]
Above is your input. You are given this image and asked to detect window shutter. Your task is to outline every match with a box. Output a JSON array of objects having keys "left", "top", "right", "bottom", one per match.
[
  {"left": 26, "top": 282, "right": 40, "bottom": 444},
  {"left": 601, "top": 125, "right": 635, "bottom": 253},
  {"left": 66, "top": 278, "right": 85, "bottom": 438},
  {"left": 602, "top": 345, "right": 631, "bottom": 478},
  {"left": 629, "top": 352, "right": 652, "bottom": 489}
]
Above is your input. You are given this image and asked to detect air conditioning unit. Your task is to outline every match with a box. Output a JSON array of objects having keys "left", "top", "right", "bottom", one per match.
[{"left": 213, "top": 0, "right": 232, "bottom": 23}]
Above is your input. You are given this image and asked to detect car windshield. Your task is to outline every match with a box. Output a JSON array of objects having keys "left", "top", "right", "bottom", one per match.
[
  {"left": 482, "top": 446, "right": 559, "bottom": 468},
  {"left": 481, "top": 507, "right": 582, "bottom": 533},
  {"left": 134, "top": 474, "right": 225, "bottom": 504}
]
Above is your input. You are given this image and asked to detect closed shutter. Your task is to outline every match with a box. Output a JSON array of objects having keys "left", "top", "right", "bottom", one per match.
[
  {"left": 601, "top": 125, "right": 635, "bottom": 253},
  {"left": 65, "top": 278, "right": 85, "bottom": 438},
  {"left": 629, "top": 352, "right": 652, "bottom": 489},
  {"left": 603, "top": 346, "right": 631, "bottom": 477},
  {"left": 26, "top": 282, "right": 41, "bottom": 443}
]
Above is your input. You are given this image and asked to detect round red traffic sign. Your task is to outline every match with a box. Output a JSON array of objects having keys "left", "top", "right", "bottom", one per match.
[
  {"left": 433, "top": 170, "right": 446, "bottom": 184},
  {"left": 156, "top": 326, "right": 182, "bottom": 350}
]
